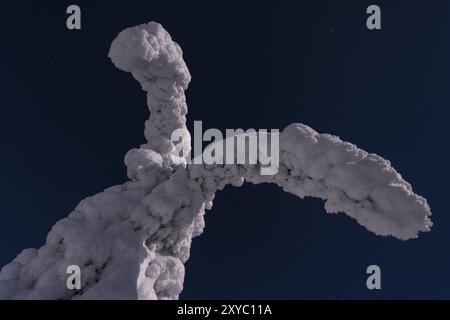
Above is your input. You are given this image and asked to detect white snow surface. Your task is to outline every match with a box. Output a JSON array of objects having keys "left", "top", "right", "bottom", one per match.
[{"left": 0, "top": 22, "right": 432, "bottom": 299}]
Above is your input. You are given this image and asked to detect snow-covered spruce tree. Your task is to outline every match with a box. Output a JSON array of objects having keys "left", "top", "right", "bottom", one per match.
[{"left": 0, "top": 22, "right": 431, "bottom": 299}]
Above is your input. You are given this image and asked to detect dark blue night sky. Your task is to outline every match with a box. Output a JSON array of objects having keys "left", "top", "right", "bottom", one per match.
[{"left": 1, "top": 0, "right": 449, "bottom": 299}]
